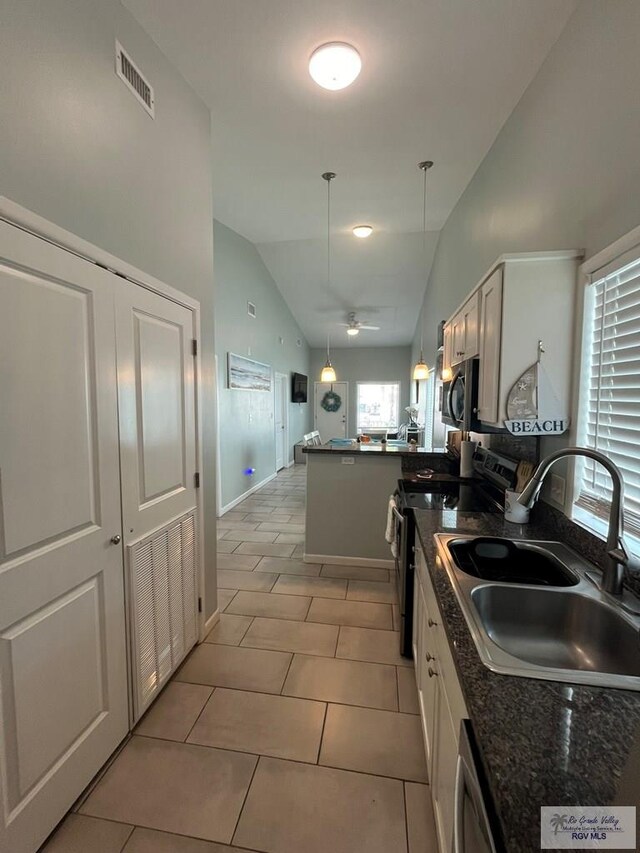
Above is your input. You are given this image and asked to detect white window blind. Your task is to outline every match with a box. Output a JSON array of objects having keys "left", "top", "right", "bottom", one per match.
[{"left": 576, "top": 247, "right": 640, "bottom": 537}]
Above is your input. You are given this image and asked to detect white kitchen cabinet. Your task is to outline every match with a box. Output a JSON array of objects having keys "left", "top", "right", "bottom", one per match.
[
  {"left": 450, "top": 292, "right": 480, "bottom": 367},
  {"left": 479, "top": 253, "right": 580, "bottom": 427},
  {"left": 413, "top": 544, "right": 469, "bottom": 853},
  {"left": 414, "top": 572, "right": 438, "bottom": 768},
  {"left": 445, "top": 251, "right": 581, "bottom": 429},
  {"left": 478, "top": 266, "right": 503, "bottom": 424},
  {"left": 442, "top": 320, "right": 453, "bottom": 378}
]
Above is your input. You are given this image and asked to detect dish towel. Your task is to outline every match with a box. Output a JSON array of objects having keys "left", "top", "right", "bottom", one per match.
[{"left": 385, "top": 496, "right": 398, "bottom": 558}]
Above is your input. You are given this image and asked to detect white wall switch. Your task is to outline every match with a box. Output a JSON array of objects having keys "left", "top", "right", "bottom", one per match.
[
  {"left": 550, "top": 473, "right": 566, "bottom": 504},
  {"left": 341, "top": 457, "right": 355, "bottom": 465}
]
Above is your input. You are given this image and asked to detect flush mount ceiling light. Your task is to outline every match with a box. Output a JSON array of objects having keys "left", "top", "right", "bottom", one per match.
[
  {"left": 352, "top": 225, "right": 373, "bottom": 239},
  {"left": 309, "top": 42, "right": 361, "bottom": 91},
  {"left": 413, "top": 160, "right": 434, "bottom": 382}
]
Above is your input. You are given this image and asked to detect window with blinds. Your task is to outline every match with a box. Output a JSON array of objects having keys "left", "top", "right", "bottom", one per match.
[{"left": 576, "top": 246, "right": 640, "bottom": 537}]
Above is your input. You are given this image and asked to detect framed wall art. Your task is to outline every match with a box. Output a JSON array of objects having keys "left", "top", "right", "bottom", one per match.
[{"left": 227, "top": 352, "right": 272, "bottom": 392}]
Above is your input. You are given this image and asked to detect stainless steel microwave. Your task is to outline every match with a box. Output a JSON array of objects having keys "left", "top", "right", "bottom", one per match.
[{"left": 442, "top": 358, "right": 482, "bottom": 432}]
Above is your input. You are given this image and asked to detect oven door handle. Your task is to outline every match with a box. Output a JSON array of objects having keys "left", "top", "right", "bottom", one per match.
[
  {"left": 454, "top": 747, "right": 496, "bottom": 853},
  {"left": 392, "top": 506, "right": 404, "bottom": 525},
  {"left": 453, "top": 753, "right": 465, "bottom": 853}
]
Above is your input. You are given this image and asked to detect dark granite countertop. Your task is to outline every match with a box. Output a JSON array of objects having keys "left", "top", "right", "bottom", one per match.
[
  {"left": 414, "top": 509, "right": 640, "bottom": 853},
  {"left": 303, "top": 442, "right": 446, "bottom": 458}
]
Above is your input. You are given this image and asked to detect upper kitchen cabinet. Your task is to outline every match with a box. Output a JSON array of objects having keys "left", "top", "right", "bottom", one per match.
[
  {"left": 443, "top": 291, "right": 480, "bottom": 374},
  {"left": 443, "top": 251, "right": 582, "bottom": 431},
  {"left": 477, "top": 251, "right": 582, "bottom": 428}
]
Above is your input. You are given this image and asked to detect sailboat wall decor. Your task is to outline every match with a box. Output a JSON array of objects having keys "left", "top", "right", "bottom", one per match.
[{"left": 504, "top": 341, "right": 569, "bottom": 436}]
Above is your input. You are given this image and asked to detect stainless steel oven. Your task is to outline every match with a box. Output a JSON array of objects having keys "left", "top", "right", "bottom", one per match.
[
  {"left": 454, "top": 719, "right": 501, "bottom": 853},
  {"left": 442, "top": 358, "right": 481, "bottom": 432}
]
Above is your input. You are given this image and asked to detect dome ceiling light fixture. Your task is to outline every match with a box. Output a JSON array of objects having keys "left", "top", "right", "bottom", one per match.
[
  {"left": 352, "top": 225, "right": 373, "bottom": 239},
  {"left": 309, "top": 42, "right": 362, "bottom": 91}
]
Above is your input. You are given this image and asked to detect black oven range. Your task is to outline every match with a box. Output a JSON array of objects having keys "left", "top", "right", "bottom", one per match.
[{"left": 393, "top": 447, "right": 517, "bottom": 657}]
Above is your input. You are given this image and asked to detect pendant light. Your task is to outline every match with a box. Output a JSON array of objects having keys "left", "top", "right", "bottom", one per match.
[
  {"left": 320, "top": 171, "right": 338, "bottom": 382},
  {"left": 321, "top": 333, "right": 337, "bottom": 382},
  {"left": 413, "top": 160, "right": 433, "bottom": 382}
]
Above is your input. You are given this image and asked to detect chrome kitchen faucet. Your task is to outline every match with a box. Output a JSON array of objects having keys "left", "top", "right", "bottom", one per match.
[{"left": 517, "top": 447, "right": 633, "bottom": 596}]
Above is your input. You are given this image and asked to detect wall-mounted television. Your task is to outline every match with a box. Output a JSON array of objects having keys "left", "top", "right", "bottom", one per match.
[{"left": 291, "top": 372, "right": 308, "bottom": 403}]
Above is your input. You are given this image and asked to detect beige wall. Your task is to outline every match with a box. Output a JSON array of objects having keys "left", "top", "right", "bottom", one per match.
[
  {"left": 0, "top": 0, "right": 218, "bottom": 615},
  {"left": 309, "top": 346, "right": 412, "bottom": 436},
  {"left": 214, "top": 221, "right": 312, "bottom": 510},
  {"left": 413, "top": 0, "right": 640, "bottom": 368},
  {"left": 412, "top": 0, "right": 640, "bottom": 496}
]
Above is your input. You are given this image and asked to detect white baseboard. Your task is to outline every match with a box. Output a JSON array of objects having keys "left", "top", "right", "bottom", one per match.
[
  {"left": 285, "top": 459, "right": 295, "bottom": 468},
  {"left": 304, "top": 553, "right": 395, "bottom": 570},
  {"left": 203, "top": 608, "right": 220, "bottom": 639},
  {"left": 218, "top": 471, "right": 278, "bottom": 516}
]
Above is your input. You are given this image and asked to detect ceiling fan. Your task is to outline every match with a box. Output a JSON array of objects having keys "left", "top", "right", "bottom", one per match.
[{"left": 339, "top": 312, "right": 381, "bottom": 336}]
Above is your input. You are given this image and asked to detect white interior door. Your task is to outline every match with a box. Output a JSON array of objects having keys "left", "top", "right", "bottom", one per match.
[
  {"left": 275, "top": 373, "right": 287, "bottom": 471},
  {"left": 115, "top": 282, "right": 199, "bottom": 719},
  {"left": 314, "top": 382, "right": 349, "bottom": 440},
  {"left": 116, "top": 282, "right": 198, "bottom": 541},
  {"left": 0, "top": 222, "right": 128, "bottom": 853}
]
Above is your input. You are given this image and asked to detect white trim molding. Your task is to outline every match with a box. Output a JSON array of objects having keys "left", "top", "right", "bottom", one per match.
[
  {"left": 579, "top": 224, "right": 640, "bottom": 278},
  {"left": 218, "top": 471, "right": 277, "bottom": 516},
  {"left": 203, "top": 608, "right": 220, "bottom": 640},
  {"left": 304, "top": 553, "right": 395, "bottom": 570},
  {"left": 0, "top": 196, "right": 199, "bottom": 310}
]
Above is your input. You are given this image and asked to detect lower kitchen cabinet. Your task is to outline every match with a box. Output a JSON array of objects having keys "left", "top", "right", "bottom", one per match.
[{"left": 412, "top": 543, "right": 469, "bottom": 853}]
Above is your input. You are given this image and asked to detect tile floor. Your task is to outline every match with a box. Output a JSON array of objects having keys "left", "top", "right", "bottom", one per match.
[{"left": 42, "top": 465, "right": 438, "bottom": 853}]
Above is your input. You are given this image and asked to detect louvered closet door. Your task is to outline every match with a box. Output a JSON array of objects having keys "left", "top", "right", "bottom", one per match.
[
  {"left": 115, "top": 282, "right": 199, "bottom": 720},
  {"left": 0, "top": 222, "right": 128, "bottom": 853}
]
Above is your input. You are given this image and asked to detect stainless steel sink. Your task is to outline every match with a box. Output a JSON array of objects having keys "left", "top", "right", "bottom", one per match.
[{"left": 434, "top": 534, "right": 640, "bottom": 691}]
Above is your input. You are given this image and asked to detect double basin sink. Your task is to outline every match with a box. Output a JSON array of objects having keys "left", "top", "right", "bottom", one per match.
[{"left": 434, "top": 535, "right": 640, "bottom": 691}]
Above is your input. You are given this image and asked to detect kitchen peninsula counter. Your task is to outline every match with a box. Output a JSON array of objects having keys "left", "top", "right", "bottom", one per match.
[
  {"left": 303, "top": 443, "right": 450, "bottom": 565},
  {"left": 303, "top": 442, "right": 440, "bottom": 457}
]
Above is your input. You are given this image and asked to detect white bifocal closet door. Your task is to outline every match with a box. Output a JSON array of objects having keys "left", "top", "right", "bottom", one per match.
[
  {"left": 115, "top": 283, "right": 199, "bottom": 720},
  {"left": 0, "top": 222, "right": 129, "bottom": 853}
]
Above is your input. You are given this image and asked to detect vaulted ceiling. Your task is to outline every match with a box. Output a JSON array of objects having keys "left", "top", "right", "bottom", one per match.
[{"left": 124, "top": 0, "right": 577, "bottom": 346}]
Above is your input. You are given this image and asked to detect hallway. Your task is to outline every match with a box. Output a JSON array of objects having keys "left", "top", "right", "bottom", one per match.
[{"left": 43, "top": 466, "right": 437, "bottom": 853}]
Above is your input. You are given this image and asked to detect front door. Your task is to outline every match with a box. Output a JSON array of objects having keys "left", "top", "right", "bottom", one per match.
[
  {"left": 275, "top": 373, "right": 287, "bottom": 471},
  {"left": 314, "top": 381, "right": 349, "bottom": 440},
  {"left": 0, "top": 221, "right": 128, "bottom": 853}
]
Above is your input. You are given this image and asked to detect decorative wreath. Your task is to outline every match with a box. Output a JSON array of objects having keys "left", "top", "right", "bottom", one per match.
[{"left": 321, "top": 390, "right": 342, "bottom": 412}]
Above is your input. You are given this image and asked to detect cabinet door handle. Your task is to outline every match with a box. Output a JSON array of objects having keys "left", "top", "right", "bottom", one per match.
[
  {"left": 425, "top": 652, "right": 435, "bottom": 662},
  {"left": 428, "top": 667, "right": 438, "bottom": 678},
  {"left": 427, "top": 618, "right": 437, "bottom": 627}
]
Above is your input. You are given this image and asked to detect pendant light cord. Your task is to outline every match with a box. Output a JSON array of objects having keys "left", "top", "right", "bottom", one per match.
[
  {"left": 327, "top": 176, "right": 331, "bottom": 290},
  {"left": 417, "top": 161, "right": 433, "bottom": 360}
]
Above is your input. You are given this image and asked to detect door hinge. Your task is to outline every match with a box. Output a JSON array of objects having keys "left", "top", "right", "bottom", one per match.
[
  {"left": 192, "top": 339, "right": 198, "bottom": 356},
  {"left": 194, "top": 472, "right": 200, "bottom": 488},
  {"left": 198, "top": 596, "right": 202, "bottom": 613}
]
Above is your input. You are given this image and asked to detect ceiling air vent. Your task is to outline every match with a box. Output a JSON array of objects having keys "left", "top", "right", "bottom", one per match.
[
  {"left": 247, "top": 301, "right": 257, "bottom": 318},
  {"left": 115, "top": 40, "right": 155, "bottom": 118}
]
